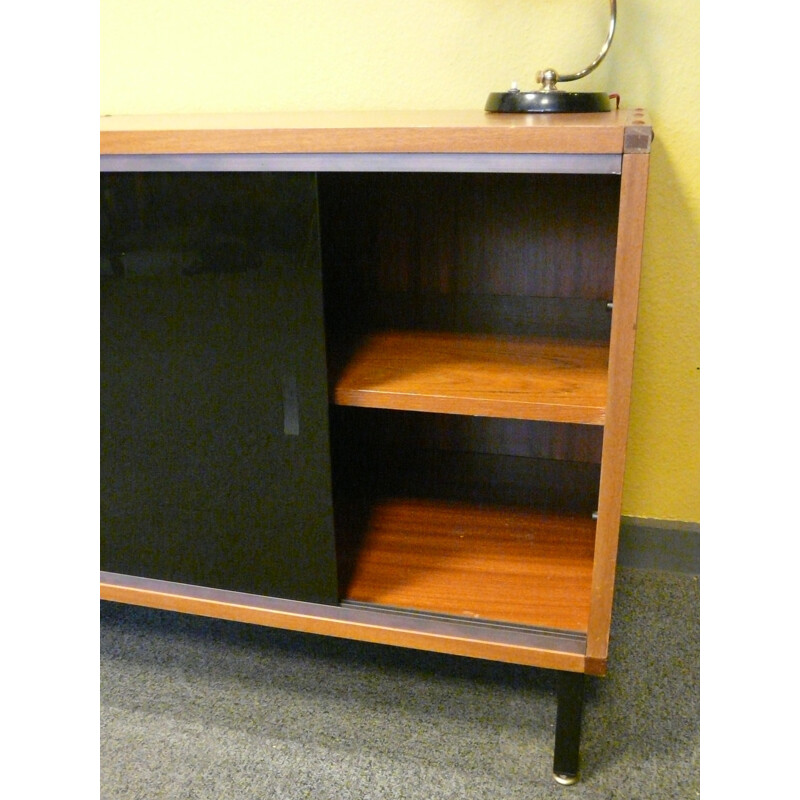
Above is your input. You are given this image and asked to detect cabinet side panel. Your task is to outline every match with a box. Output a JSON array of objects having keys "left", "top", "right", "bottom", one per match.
[{"left": 587, "top": 154, "right": 651, "bottom": 660}]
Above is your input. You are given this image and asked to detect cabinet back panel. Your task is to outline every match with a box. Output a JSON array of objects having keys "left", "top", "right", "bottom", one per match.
[
  {"left": 319, "top": 172, "right": 621, "bottom": 340},
  {"left": 330, "top": 408, "right": 601, "bottom": 514},
  {"left": 331, "top": 407, "right": 602, "bottom": 463}
]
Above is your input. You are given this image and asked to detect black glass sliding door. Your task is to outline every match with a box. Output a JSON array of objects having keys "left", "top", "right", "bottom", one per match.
[{"left": 101, "top": 172, "right": 338, "bottom": 604}]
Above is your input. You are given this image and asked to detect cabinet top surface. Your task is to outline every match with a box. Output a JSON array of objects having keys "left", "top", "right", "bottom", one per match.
[{"left": 100, "top": 109, "right": 652, "bottom": 156}]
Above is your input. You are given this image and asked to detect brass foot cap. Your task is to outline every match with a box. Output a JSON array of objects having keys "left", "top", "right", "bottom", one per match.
[{"left": 553, "top": 772, "right": 580, "bottom": 786}]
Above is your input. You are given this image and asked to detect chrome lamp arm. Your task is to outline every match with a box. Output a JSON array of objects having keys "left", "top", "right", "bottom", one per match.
[{"left": 537, "top": 0, "right": 616, "bottom": 91}]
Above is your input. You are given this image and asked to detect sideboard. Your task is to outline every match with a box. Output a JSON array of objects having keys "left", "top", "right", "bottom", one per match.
[{"left": 100, "top": 109, "right": 652, "bottom": 784}]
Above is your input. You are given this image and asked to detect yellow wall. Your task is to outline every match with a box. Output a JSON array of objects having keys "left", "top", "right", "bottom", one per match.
[{"left": 100, "top": 0, "right": 700, "bottom": 523}]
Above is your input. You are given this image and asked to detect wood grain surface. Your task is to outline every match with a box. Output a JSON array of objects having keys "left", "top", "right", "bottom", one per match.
[
  {"left": 333, "top": 331, "right": 609, "bottom": 424},
  {"left": 338, "top": 497, "right": 596, "bottom": 633},
  {"left": 101, "top": 109, "right": 648, "bottom": 155}
]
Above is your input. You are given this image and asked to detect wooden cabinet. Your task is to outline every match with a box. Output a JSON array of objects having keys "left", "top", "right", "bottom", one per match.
[{"left": 100, "top": 109, "right": 652, "bottom": 784}]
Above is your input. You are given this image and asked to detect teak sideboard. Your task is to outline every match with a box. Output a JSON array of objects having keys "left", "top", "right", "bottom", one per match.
[{"left": 100, "top": 109, "right": 652, "bottom": 784}]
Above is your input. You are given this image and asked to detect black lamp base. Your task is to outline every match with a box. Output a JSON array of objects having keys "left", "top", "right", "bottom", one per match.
[{"left": 485, "top": 91, "right": 611, "bottom": 113}]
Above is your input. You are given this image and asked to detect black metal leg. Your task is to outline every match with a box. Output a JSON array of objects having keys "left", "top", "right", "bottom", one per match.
[{"left": 553, "top": 671, "right": 585, "bottom": 785}]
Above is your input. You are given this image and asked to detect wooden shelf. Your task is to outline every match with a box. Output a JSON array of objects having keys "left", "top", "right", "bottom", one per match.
[
  {"left": 332, "top": 331, "right": 609, "bottom": 425},
  {"left": 337, "top": 498, "right": 596, "bottom": 633}
]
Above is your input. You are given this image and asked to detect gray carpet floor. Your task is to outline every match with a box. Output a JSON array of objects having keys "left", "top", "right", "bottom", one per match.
[{"left": 100, "top": 567, "right": 699, "bottom": 799}]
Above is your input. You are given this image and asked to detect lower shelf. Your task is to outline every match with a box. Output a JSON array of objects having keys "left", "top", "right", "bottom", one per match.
[
  {"left": 337, "top": 497, "right": 596, "bottom": 633},
  {"left": 100, "top": 487, "right": 601, "bottom": 674}
]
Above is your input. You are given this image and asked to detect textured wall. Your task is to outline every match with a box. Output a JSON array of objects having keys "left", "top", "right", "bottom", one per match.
[{"left": 100, "top": 0, "right": 700, "bottom": 523}]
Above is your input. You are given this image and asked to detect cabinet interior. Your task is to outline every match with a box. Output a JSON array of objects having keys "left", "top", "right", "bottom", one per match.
[{"left": 319, "top": 171, "right": 621, "bottom": 633}]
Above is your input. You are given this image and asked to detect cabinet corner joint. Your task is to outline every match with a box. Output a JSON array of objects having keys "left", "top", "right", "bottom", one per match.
[{"left": 623, "top": 125, "right": 653, "bottom": 154}]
